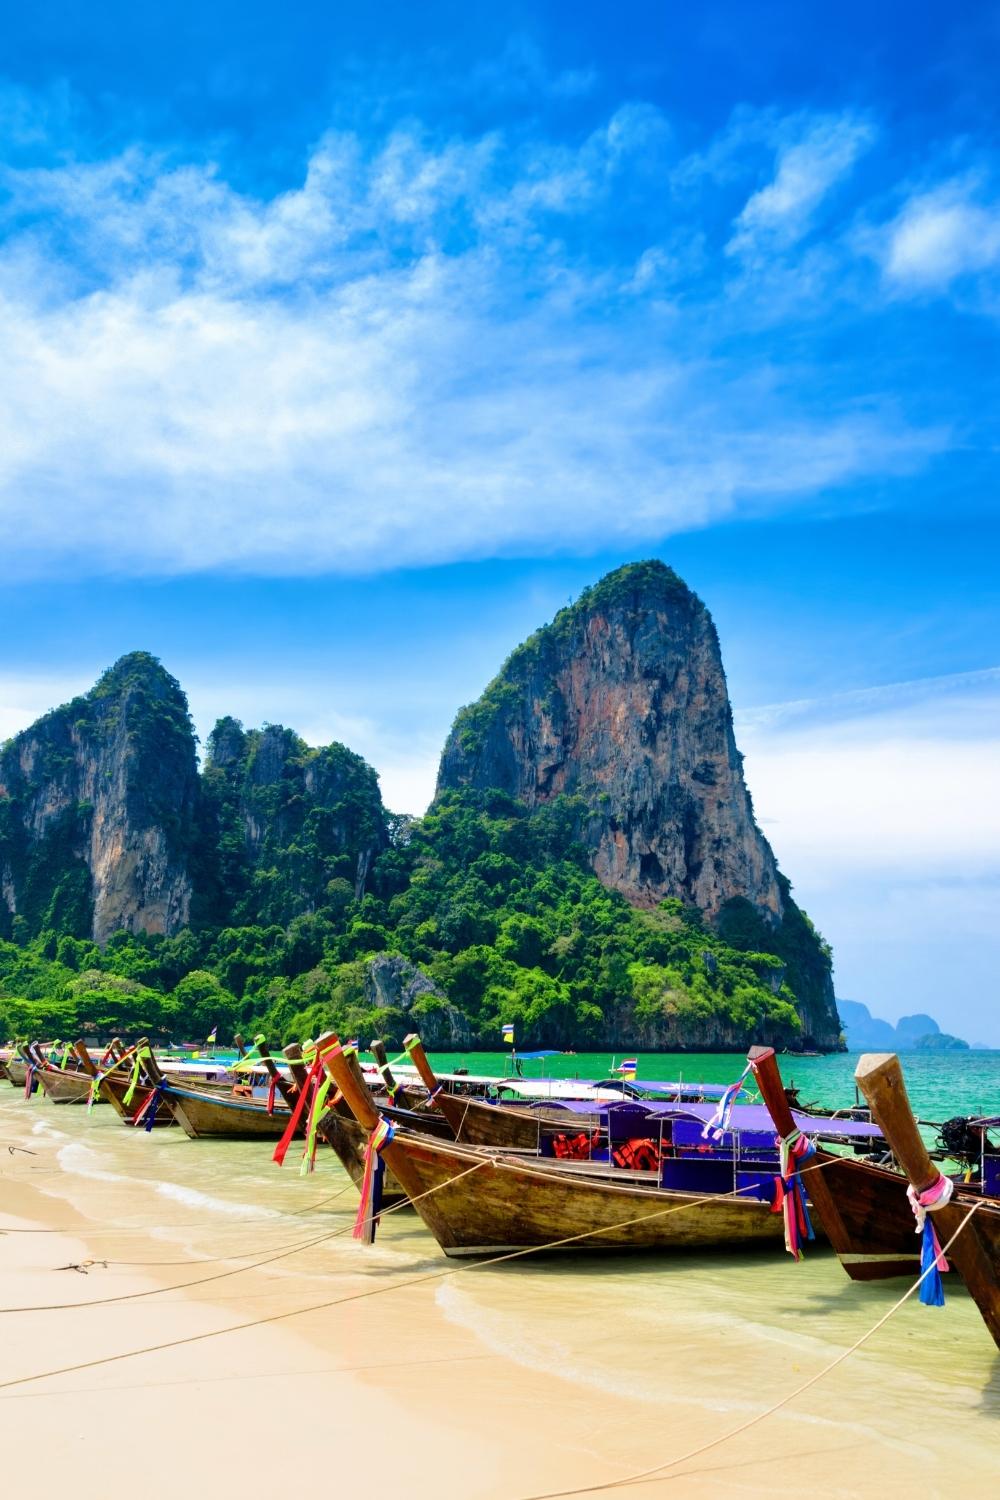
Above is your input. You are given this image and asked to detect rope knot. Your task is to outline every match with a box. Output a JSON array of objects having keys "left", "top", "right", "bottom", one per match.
[{"left": 907, "top": 1172, "right": 953, "bottom": 1232}]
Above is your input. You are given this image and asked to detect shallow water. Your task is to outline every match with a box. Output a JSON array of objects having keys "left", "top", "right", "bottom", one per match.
[
  {"left": 427, "top": 1048, "right": 1000, "bottom": 1121},
  {"left": 2, "top": 1074, "right": 999, "bottom": 1496}
]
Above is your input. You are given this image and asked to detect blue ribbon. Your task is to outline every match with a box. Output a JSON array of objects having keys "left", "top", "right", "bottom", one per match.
[{"left": 918, "top": 1220, "right": 947, "bottom": 1307}]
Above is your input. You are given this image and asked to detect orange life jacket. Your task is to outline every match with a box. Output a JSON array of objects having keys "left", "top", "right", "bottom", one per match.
[
  {"left": 613, "top": 1137, "right": 661, "bottom": 1171},
  {"left": 551, "top": 1130, "right": 598, "bottom": 1161}
]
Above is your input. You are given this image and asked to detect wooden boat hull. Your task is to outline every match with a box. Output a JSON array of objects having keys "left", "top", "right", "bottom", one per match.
[
  {"left": 852, "top": 1052, "right": 1000, "bottom": 1349},
  {"left": 377, "top": 1130, "right": 787, "bottom": 1257},
  {"left": 318, "top": 1113, "right": 410, "bottom": 1209},
  {"left": 909, "top": 1191, "right": 1000, "bottom": 1346},
  {"left": 100, "top": 1072, "right": 177, "bottom": 1126},
  {"left": 35, "top": 1066, "right": 98, "bottom": 1104},
  {"left": 6, "top": 1058, "right": 27, "bottom": 1088},
  {"left": 436, "top": 1094, "right": 588, "bottom": 1147},
  {"left": 798, "top": 1146, "right": 929, "bottom": 1280},
  {"left": 163, "top": 1084, "right": 294, "bottom": 1139}
]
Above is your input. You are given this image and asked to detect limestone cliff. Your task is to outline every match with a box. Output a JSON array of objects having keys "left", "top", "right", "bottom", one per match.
[
  {"left": 0, "top": 653, "right": 198, "bottom": 944},
  {"left": 438, "top": 561, "right": 839, "bottom": 1045},
  {"left": 196, "top": 718, "right": 388, "bottom": 927}
]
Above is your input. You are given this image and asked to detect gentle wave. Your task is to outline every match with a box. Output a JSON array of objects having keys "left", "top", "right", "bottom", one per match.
[
  {"left": 153, "top": 1179, "right": 279, "bottom": 1218},
  {"left": 56, "top": 1141, "right": 126, "bottom": 1183}
]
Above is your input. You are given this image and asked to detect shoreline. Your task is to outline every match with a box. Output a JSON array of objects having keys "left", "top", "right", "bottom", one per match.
[{"left": 1, "top": 1094, "right": 998, "bottom": 1498}]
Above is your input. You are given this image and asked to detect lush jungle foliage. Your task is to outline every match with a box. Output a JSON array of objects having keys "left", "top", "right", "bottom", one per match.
[{"left": 0, "top": 786, "right": 813, "bottom": 1049}]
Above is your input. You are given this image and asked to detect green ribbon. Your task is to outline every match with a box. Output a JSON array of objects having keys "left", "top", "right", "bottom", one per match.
[
  {"left": 122, "top": 1045, "right": 152, "bottom": 1108},
  {"left": 300, "top": 1075, "right": 332, "bottom": 1177}
]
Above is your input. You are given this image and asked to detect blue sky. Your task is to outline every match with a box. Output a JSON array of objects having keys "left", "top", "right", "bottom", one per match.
[{"left": 1, "top": 3, "right": 998, "bottom": 1039}]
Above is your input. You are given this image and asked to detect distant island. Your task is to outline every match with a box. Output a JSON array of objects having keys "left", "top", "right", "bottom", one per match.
[
  {"left": 837, "top": 998, "right": 970, "bottom": 1052},
  {"left": 0, "top": 562, "right": 841, "bottom": 1052}
]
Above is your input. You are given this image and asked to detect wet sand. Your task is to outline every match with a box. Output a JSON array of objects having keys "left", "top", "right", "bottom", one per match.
[{"left": 1, "top": 1090, "right": 998, "bottom": 1498}]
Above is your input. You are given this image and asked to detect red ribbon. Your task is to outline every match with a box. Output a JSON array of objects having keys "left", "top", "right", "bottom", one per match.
[{"left": 272, "top": 1059, "right": 322, "bottom": 1166}]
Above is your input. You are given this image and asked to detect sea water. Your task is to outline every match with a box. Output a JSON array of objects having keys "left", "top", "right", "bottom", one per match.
[{"left": 427, "top": 1049, "right": 1000, "bottom": 1122}]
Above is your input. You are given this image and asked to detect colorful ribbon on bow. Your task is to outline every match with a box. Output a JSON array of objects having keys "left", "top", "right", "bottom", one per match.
[
  {"left": 122, "top": 1046, "right": 152, "bottom": 1108},
  {"left": 908, "top": 1173, "right": 954, "bottom": 1306},
  {"left": 701, "top": 1063, "right": 752, "bottom": 1140},
  {"left": 132, "top": 1082, "right": 166, "bottom": 1132},
  {"left": 773, "top": 1128, "right": 816, "bottom": 1259},
  {"left": 353, "top": 1118, "right": 395, "bottom": 1244},
  {"left": 300, "top": 1075, "right": 332, "bottom": 1176},
  {"left": 273, "top": 1056, "right": 321, "bottom": 1166}
]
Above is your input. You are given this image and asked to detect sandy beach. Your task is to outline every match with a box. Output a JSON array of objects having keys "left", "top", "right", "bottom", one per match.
[{"left": 1, "top": 1091, "right": 997, "bottom": 1499}]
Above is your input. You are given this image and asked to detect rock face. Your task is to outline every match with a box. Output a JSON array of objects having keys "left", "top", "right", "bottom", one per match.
[
  {"left": 439, "top": 561, "right": 782, "bottom": 918},
  {"left": 0, "top": 658, "right": 389, "bottom": 947},
  {"left": 0, "top": 653, "right": 199, "bottom": 944},
  {"left": 438, "top": 561, "right": 839, "bottom": 1046},
  {"left": 364, "top": 953, "right": 474, "bottom": 1048}
]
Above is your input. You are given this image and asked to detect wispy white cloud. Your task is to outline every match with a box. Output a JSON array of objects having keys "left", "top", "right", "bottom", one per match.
[
  {"left": 0, "top": 107, "right": 944, "bottom": 579},
  {"left": 737, "top": 668, "right": 1000, "bottom": 1039},
  {"left": 726, "top": 112, "right": 875, "bottom": 260},
  {"left": 877, "top": 177, "right": 1000, "bottom": 292},
  {"left": 0, "top": 671, "right": 102, "bottom": 745},
  {"left": 738, "top": 666, "right": 1000, "bottom": 875}
]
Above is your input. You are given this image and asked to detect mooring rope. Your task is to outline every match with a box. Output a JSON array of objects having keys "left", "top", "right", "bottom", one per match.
[
  {"left": 0, "top": 1160, "right": 488, "bottom": 1315},
  {"left": 515, "top": 1201, "right": 984, "bottom": 1499},
  {"left": 0, "top": 1131, "right": 849, "bottom": 1316},
  {"left": 0, "top": 1155, "right": 833, "bottom": 1391}
]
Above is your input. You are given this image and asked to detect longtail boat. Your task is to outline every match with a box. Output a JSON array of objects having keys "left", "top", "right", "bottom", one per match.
[
  {"left": 854, "top": 1052, "right": 1000, "bottom": 1349},
  {"left": 320, "top": 1036, "right": 791, "bottom": 1257},
  {"left": 17, "top": 1042, "right": 52, "bottom": 1099},
  {"left": 369, "top": 1037, "right": 425, "bottom": 1111},
  {"left": 72, "top": 1039, "right": 177, "bottom": 1126},
  {"left": 34, "top": 1063, "right": 96, "bottom": 1104},
  {"left": 28, "top": 1040, "right": 102, "bottom": 1104},
  {"left": 311, "top": 1041, "right": 454, "bottom": 1207},
  {"left": 5, "top": 1052, "right": 27, "bottom": 1088},
  {"left": 143, "top": 1044, "right": 296, "bottom": 1139},
  {"left": 748, "top": 1044, "right": 928, "bottom": 1280}
]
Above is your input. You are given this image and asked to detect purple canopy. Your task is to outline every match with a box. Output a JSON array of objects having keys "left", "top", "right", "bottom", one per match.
[{"left": 529, "top": 1097, "right": 882, "bottom": 1140}]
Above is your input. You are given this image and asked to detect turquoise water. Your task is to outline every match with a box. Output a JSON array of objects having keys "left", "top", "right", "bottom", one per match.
[{"left": 421, "top": 1049, "right": 1000, "bottom": 1123}]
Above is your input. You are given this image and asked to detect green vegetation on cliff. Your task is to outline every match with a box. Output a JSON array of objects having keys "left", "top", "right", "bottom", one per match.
[
  {"left": 192, "top": 717, "right": 386, "bottom": 930},
  {"left": 1, "top": 788, "right": 809, "bottom": 1050}
]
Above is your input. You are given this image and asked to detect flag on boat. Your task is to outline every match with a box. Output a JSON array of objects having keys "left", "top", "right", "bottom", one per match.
[
  {"left": 206, "top": 1024, "right": 218, "bottom": 1044},
  {"left": 502, "top": 1023, "right": 515, "bottom": 1045}
]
